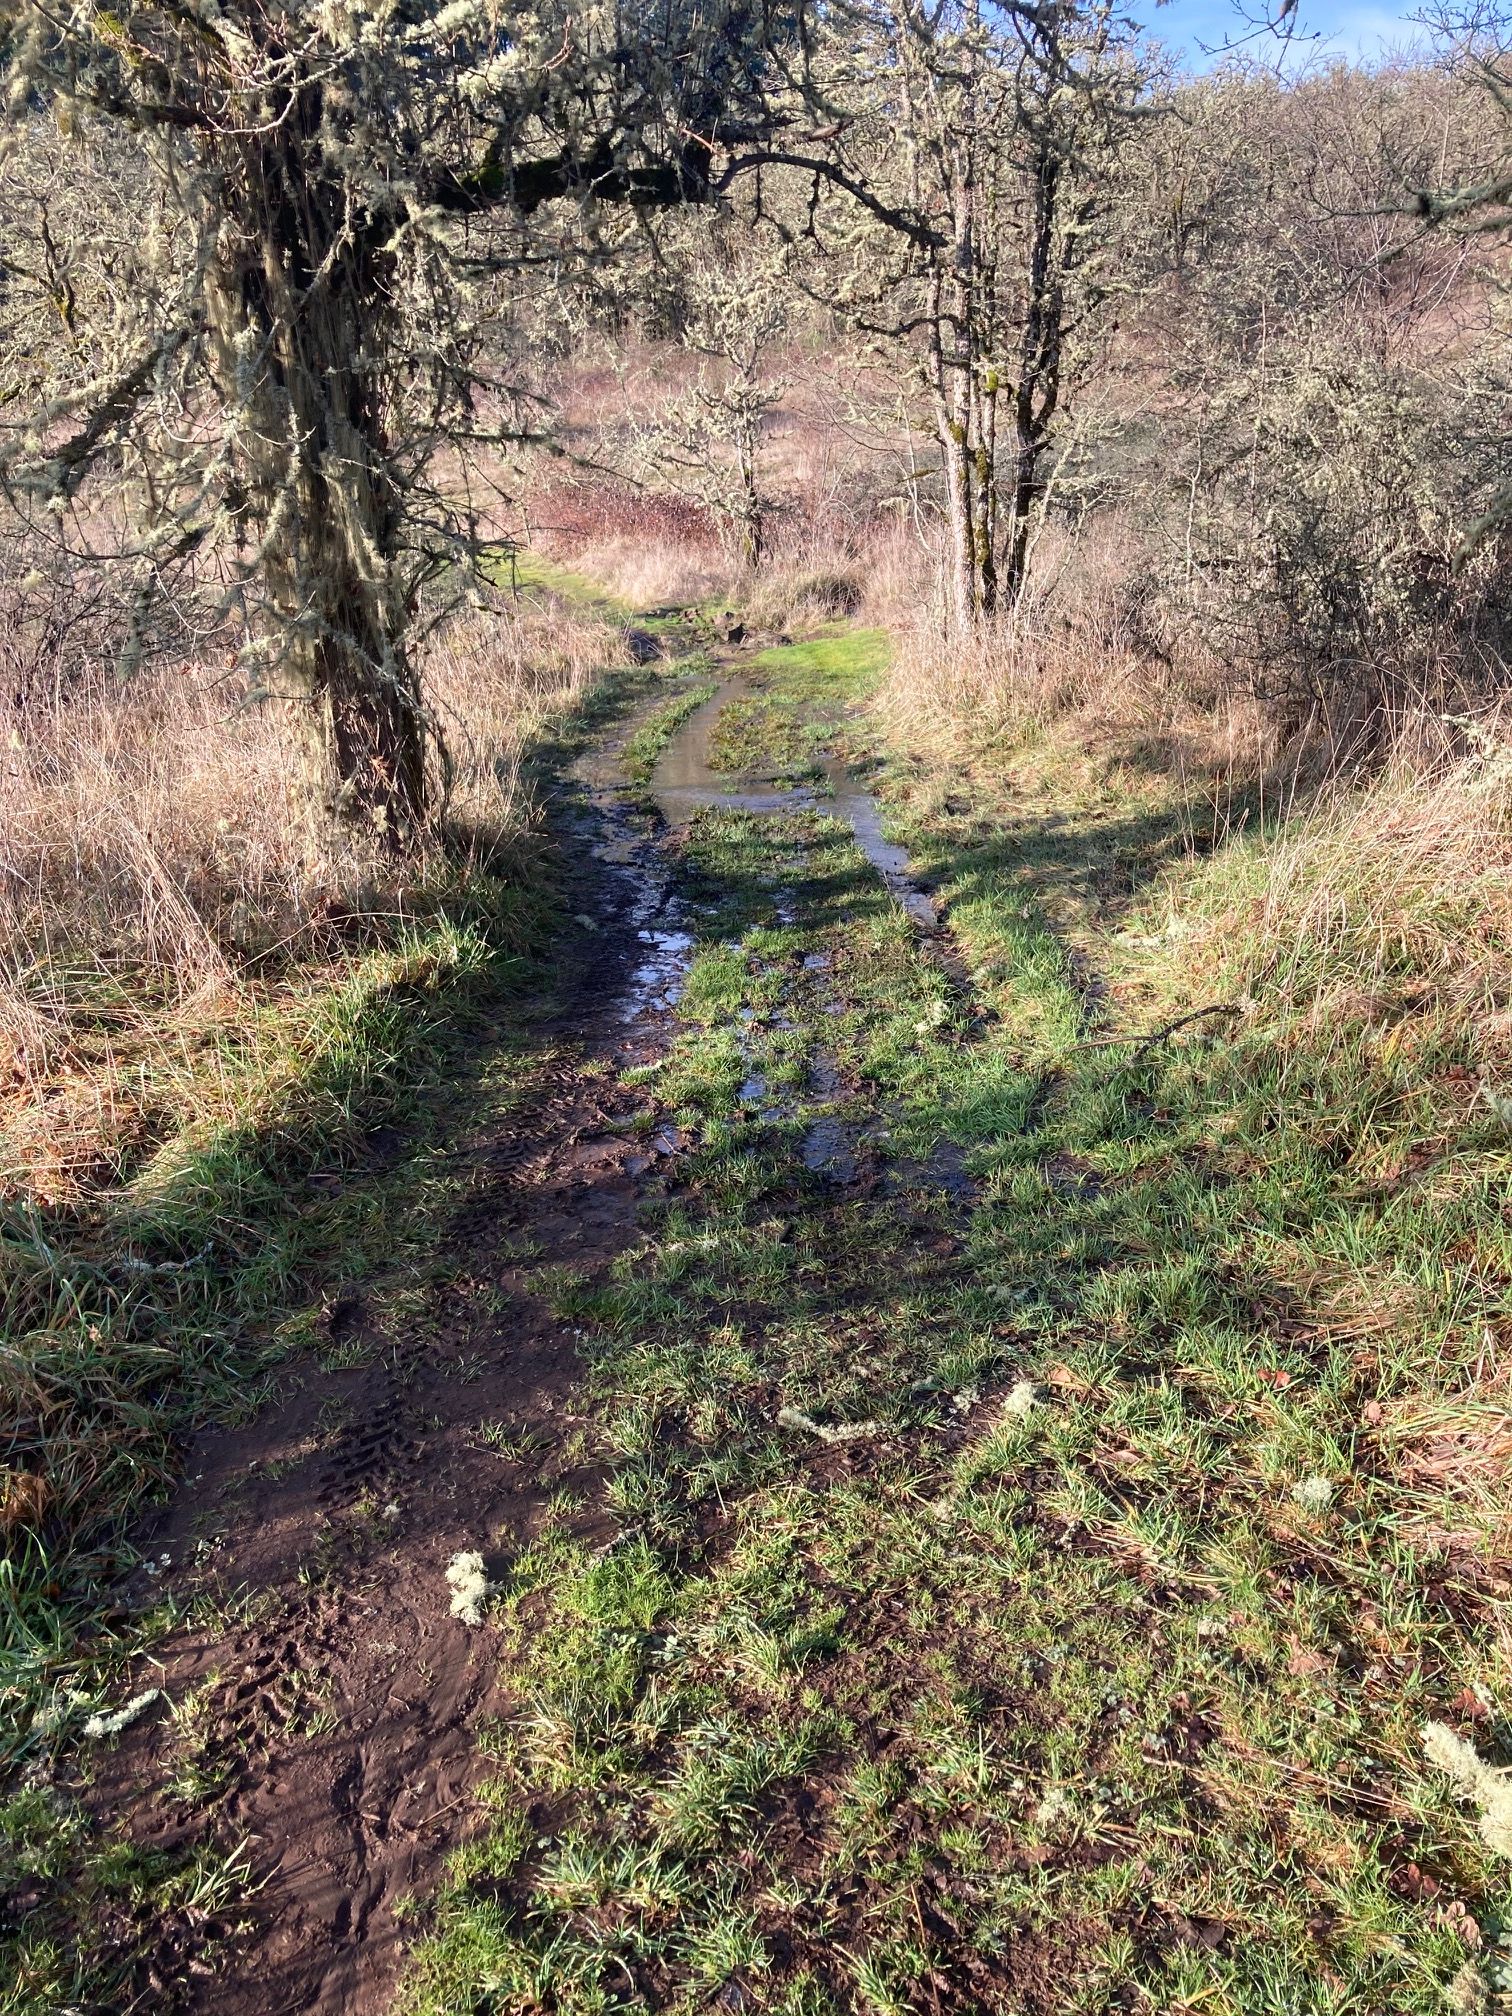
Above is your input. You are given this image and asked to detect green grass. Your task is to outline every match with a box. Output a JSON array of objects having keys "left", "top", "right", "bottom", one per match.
[
  {"left": 706, "top": 694, "right": 823, "bottom": 776},
  {"left": 0, "top": 1785, "right": 251, "bottom": 2016},
  {"left": 752, "top": 628, "right": 892, "bottom": 704},
  {"left": 398, "top": 644, "right": 1512, "bottom": 2016},
  {"left": 700, "top": 629, "right": 893, "bottom": 780}
]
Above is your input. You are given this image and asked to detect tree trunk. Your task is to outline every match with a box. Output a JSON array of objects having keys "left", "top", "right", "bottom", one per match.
[
  {"left": 737, "top": 414, "right": 766, "bottom": 569},
  {"left": 940, "top": 421, "right": 979, "bottom": 631},
  {"left": 206, "top": 133, "right": 428, "bottom": 846},
  {"left": 972, "top": 366, "right": 999, "bottom": 620},
  {"left": 926, "top": 268, "right": 982, "bottom": 633},
  {"left": 999, "top": 147, "right": 1064, "bottom": 608},
  {"left": 1001, "top": 442, "right": 1040, "bottom": 607}
]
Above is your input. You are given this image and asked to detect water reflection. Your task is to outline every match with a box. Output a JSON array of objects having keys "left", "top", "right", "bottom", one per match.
[{"left": 650, "top": 678, "right": 938, "bottom": 929}]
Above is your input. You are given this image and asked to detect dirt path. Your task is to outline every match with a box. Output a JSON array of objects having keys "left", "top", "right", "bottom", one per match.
[
  {"left": 86, "top": 668, "right": 727, "bottom": 2016},
  {"left": 74, "top": 616, "right": 1495, "bottom": 2016}
]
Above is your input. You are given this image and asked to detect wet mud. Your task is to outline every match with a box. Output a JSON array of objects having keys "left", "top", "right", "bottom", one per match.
[{"left": 650, "top": 675, "right": 939, "bottom": 928}]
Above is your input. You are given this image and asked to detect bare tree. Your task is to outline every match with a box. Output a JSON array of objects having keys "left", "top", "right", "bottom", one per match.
[
  {"left": 756, "top": 0, "right": 1150, "bottom": 628},
  {"left": 1114, "top": 53, "right": 1512, "bottom": 746},
  {"left": 0, "top": 0, "right": 802, "bottom": 840},
  {"left": 630, "top": 229, "right": 790, "bottom": 568}
]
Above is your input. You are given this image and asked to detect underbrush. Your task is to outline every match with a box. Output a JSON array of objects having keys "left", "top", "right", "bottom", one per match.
[
  {"left": 1172, "top": 726, "right": 1512, "bottom": 1042},
  {"left": 885, "top": 500, "right": 1512, "bottom": 1094},
  {"left": 891, "top": 606, "right": 1512, "bottom": 1055}
]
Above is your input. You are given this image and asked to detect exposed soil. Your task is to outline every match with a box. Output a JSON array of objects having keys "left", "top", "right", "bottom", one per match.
[{"left": 83, "top": 697, "right": 713, "bottom": 2016}]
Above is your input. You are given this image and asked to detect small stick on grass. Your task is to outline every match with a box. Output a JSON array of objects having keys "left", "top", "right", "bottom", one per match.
[{"left": 1066, "top": 1003, "right": 1241, "bottom": 1065}]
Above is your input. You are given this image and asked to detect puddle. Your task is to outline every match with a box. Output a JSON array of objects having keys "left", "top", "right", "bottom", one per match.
[
  {"left": 621, "top": 923, "right": 693, "bottom": 1021},
  {"left": 825, "top": 770, "right": 937, "bottom": 928},
  {"left": 651, "top": 677, "right": 798, "bottom": 819},
  {"left": 651, "top": 678, "right": 938, "bottom": 929},
  {"left": 564, "top": 724, "right": 702, "bottom": 1031},
  {"left": 740, "top": 1074, "right": 793, "bottom": 1123},
  {"left": 800, "top": 1115, "right": 857, "bottom": 1183},
  {"left": 886, "top": 1139, "right": 978, "bottom": 1203},
  {"left": 799, "top": 1053, "right": 874, "bottom": 1184}
]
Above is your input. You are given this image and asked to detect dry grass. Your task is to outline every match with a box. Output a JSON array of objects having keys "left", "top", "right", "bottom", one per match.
[
  {"left": 1175, "top": 714, "right": 1512, "bottom": 1036},
  {"left": 879, "top": 507, "right": 1512, "bottom": 1058},
  {"left": 432, "top": 589, "right": 614, "bottom": 827},
  {"left": 533, "top": 342, "right": 922, "bottom": 627},
  {"left": 0, "top": 582, "right": 620, "bottom": 1207},
  {"left": 525, "top": 480, "right": 734, "bottom": 608},
  {"left": 881, "top": 515, "right": 1241, "bottom": 756},
  {"left": 528, "top": 470, "right": 921, "bottom": 637}
]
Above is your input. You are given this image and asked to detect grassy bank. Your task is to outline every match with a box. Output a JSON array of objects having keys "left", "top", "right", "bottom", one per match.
[
  {"left": 396, "top": 626, "right": 1512, "bottom": 2015},
  {"left": 0, "top": 888, "right": 566, "bottom": 2012},
  {"left": 0, "top": 560, "right": 645, "bottom": 1703},
  {"left": 4, "top": 891, "right": 558, "bottom": 1729}
]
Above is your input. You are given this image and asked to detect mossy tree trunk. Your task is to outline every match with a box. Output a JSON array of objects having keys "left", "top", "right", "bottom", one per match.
[{"left": 204, "top": 127, "right": 427, "bottom": 846}]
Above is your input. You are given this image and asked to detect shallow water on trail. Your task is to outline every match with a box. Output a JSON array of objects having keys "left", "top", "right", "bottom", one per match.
[
  {"left": 642, "top": 671, "right": 971, "bottom": 1191},
  {"left": 619, "top": 923, "right": 694, "bottom": 1022},
  {"left": 650, "top": 676, "right": 938, "bottom": 929}
]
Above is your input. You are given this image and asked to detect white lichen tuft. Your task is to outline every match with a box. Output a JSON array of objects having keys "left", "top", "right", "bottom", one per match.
[
  {"left": 776, "top": 1405, "right": 879, "bottom": 1445},
  {"left": 1447, "top": 1958, "right": 1491, "bottom": 2015},
  {"left": 1422, "top": 1721, "right": 1512, "bottom": 1859},
  {"left": 82, "top": 1689, "right": 161, "bottom": 1741},
  {"left": 1291, "top": 1474, "right": 1334, "bottom": 1513},
  {"left": 446, "top": 1550, "right": 493, "bottom": 1627},
  {"left": 1034, "top": 1785, "right": 1075, "bottom": 1829},
  {"left": 1000, "top": 1379, "right": 1041, "bottom": 1420}
]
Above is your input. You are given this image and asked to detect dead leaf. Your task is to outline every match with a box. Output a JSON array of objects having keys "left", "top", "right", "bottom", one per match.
[
  {"left": 1450, "top": 1687, "right": 1491, "bottom": 1723},
  {"left": 0, "top": 1470, "right": 49, "bottom": 1533},
  {"left": 1285, "top": 1636, "right": 1328, "bottom": 1677}
]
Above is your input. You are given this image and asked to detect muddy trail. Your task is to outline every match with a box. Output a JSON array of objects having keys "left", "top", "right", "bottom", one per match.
[
  {"left": 47, "top": 609, "right": 1501, "bottom": 2016},
  {"left": 81, "top": 625, "right": 978, "bottom": 2016}
]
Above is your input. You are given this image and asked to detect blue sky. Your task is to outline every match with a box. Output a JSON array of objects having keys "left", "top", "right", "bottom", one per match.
[{"left": 1141, "top": 0, "right": 1433, "bottom": 68}]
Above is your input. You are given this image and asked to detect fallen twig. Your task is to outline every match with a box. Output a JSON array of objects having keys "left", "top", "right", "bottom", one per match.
[{"left": 1066, "top": 1003, "right": 1241, "bottom": 1065}]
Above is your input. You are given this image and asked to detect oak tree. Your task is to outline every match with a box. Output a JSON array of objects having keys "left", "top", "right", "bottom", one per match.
[{"left": 0, "top": 0, "right": 805, "bottom": 837}]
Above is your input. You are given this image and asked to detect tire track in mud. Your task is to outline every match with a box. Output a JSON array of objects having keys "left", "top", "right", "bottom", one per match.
[{"left": 83, "top": 683, "right": 706, "bottom": 2016}]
